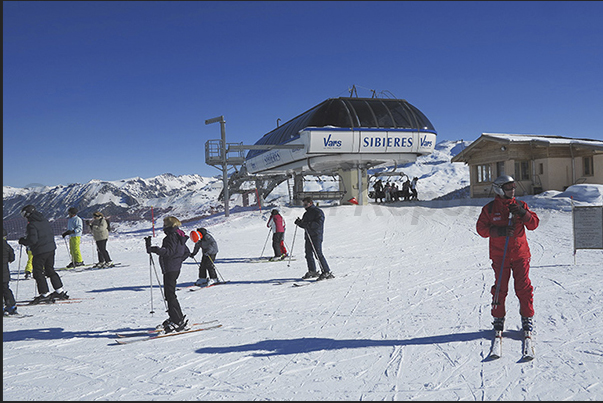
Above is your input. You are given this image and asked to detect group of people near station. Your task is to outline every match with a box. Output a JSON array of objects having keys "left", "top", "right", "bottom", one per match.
[{"left": 372, "top": 177, "right": 419, "bottom": 203}]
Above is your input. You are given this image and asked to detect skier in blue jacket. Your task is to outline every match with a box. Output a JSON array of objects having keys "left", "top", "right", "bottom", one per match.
[{"left": 62, "top": 207, "right": 84, "bottom": 267}]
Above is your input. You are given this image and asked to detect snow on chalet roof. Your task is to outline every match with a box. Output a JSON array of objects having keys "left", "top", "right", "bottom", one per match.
[{"left": 481, "top": 133, "right": 603, "bottom": 149}]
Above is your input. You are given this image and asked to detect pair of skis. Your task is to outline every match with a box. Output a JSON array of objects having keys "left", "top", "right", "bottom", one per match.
[
  {"left": 292, "top": 272, "right": 340, "bottom": 287},
  {"left": 3, "top": 313, "right": 34, "bottom": 319},
  {"left": 176, "top": 281, "right": 229, "bottom": 292},
  {"left": 114, "top": 320, "right": 222, "bottom": 344},
  {"left": 488, "top": 329, "right": 535, "bottom": 361},
  {"left": 250, "top": 257, "right": 296, "bottom": 264},
  {"left": 56, "top": 262, "right": 126, "bottom": 272},
  {"left": 15, "top": 297, "right": 90, "bottom": 306}
]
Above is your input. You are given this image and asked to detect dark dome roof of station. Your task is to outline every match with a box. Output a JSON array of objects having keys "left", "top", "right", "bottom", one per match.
[{"left": 247, "top": 97, "right": 436, "bottom": 159}]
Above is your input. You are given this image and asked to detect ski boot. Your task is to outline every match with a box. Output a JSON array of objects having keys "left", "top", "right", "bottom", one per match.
[
  {"left": 301, "top": 271, "right": 320, "bottom": 279},
  {"left": 195, "top": 278, "right": 208, "bottom": 287},
  {"left": 49, "top": 290, "right": 69, "bottom": 300},
  {"left": 162, "top": 316, "right": 190, "bottom": 333},
  {"left": 30, "top": 294, "right": 54, "bottom": 305},
  {"left": 492, "top": 317, "right": 505, "bottom": 331},
  {"left": 521, "top": 316, "right": 533, "bottom": 332},
  {"left": 316, "top": 271, "right": 335, "bottom": 281}
]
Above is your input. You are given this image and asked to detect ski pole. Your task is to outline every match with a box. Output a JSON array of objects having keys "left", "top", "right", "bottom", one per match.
[
  {"left": 15, "top": 244, "right": 23, "bottom": 301},
  {"left": 207, "top": 254, "right": 226, "bottom": 283},
  {"left": 149, "top": 252, "right": 154, "bottom": 314},
  {"left": 64, "top": 237, "right": 74, "bottom": 268},
  {"left": 149, "top": 253, "right": 167, "bottom": 310},
  {"left": 287, "top": 225, "right": 298, "bottom": 268},
  {"left": 191, "top": 255, "right": 203, "bottom": 277},
  {"left": 304, "top": 228, "right": 326, "bottom": 273},
  {"left": 92, "top": 235, "right": 100, "bottom": 264},
  {"left": 492, "top": 216, "right": 514, "bottom": 308},
  {"left": 260, "top": 228, "right": 271, "bottom": 258}
]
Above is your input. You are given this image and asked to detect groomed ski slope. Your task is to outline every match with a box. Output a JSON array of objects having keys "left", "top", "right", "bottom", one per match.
[{"left": 3, "top": 200, "right": 603, "bottom": 400}]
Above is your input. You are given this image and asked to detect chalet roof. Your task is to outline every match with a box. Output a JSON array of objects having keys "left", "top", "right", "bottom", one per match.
[{"left": 451, "top": 133, "right": 603, "bottom": 163}]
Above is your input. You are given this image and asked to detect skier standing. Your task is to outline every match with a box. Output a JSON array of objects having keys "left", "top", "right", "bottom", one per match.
[
  {"left": 88, "top": 211, "right": 113, "bottom": 268},
  {"left": 294, "top": 197, "right": 334, "bottom": 281},
  {"left": 3, "top": 228, "right": 17, "bottom": 315},
  {"left": 402, "top": 179, "right": 411, "bottom": 201},
  {"left": 476, "top": 175, "right": 539, "bottom": 333},
  {"left": 410, "top": 177, "right": 419, "bottom": 200},
  {"left": 62, "top": 207, "right": 84, "bottom": 267},
  {"left": 373, "top": 179, "right": 384, "bottom": 203},
  {"left": 267, "top": 209, "right": 287, "bottom": 260},
  {"left": 190, "top": 227, "right": 219, "bottom": 287},
  {"left": 145, "top": 216, "right": 190, "bottom": 333},
  {"left": 18, "top": 205, "right": 69, "bottom": 303}
]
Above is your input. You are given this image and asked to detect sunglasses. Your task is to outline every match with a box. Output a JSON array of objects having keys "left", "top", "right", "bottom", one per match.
[{"left": 502, "top": 183, "right": 517, "bottom": 191}]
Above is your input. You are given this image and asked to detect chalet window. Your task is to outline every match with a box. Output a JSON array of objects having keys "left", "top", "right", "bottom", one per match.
[
  {"left": 514, "top": 160, "right": 531, "bottom": 180},
  {"left": 476, "top": 164, "right": 492, "bottom": 183},
  {"left": 539, "top": 163, "right": 544, "bottom": 175},
  {"left": 584, "top": 156, "right": 594, "bottom": 176},
  {"left": 496, "top": 161, "right": 505, "bottom": 177}
]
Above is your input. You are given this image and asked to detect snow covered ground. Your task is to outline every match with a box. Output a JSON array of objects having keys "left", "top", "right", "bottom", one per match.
[{"left": 3, "top": 189, "right": 603, "bottom": 400}]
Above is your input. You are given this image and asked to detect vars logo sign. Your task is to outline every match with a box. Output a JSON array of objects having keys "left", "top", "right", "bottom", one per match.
[
  {"left": 323, "top": 134, "right": 342, "bottom": 149},
  {"left": 420, "top": 136, "right": 433, "bottom": 148}
]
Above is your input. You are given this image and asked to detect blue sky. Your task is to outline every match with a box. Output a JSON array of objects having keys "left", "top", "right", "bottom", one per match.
[{"left": 3, "top": 1, "right": 602, "bottom": 188}]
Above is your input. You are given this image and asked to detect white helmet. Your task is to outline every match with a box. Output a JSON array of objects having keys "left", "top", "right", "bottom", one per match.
[{"left": 492, "top": 175, "right": 515, "bottom": 197}]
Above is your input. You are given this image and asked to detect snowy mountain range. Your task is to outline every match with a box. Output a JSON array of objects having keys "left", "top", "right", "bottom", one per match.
[
  {"left": 2, "top": 173, "right": 223, "bottom": 222},
  {"left": 3, "top": 140, "right": 471, "bottom": 238}
]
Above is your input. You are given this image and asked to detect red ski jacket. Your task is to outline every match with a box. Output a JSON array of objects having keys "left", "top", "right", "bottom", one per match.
[
  {"left": 476, "top": 196, "right": 539, "bottom": 261},
  {"left": 267, "top": 214, "right": 286, "bottom": 233}
]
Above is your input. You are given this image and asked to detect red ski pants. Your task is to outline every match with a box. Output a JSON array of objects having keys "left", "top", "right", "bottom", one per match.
[{"left": 490, "top": 257, "right": 534, "bottom": 318}]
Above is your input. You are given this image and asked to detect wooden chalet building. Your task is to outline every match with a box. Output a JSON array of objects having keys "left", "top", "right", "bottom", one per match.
[{"left": 451, "top": 133, "right": 603, "bottom": 198}]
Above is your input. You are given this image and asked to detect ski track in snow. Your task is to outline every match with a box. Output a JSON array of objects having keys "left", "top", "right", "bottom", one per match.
[{"left": 3, "top": 203, "right": 603, "bottom": 400}]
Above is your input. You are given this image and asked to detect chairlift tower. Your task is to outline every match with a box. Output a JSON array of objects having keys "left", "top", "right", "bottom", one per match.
[{"left": 205, "top": 115, "right": 304, "bottom": 217}]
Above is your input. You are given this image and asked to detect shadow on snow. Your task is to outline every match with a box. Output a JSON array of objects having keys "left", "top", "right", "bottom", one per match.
[
  {"left": 194, "top": 330, "right": 493, "bottom": 357},
  {"left": 2, "top": 326, "right": 158, "bottom": 342}
]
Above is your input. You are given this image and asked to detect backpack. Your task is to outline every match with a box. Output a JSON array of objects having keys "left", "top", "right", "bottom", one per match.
[{"left": 105, "top": 218, "right": 111, "bottom": 232}]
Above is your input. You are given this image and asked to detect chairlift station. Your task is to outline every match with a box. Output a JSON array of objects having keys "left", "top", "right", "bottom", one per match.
[{"left": 205, "top": 96, "right": 436, "bottom": 211}]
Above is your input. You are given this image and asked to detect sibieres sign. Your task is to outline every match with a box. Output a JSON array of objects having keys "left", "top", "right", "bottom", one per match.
[
  {"left": 361, "top": 133, "right": 413, "bottom": 150},
  {"left": 306, "top": 129, "right": 436, "bottom": 154}
]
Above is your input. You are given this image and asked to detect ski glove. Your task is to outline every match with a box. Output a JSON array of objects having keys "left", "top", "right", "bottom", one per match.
[
  {"left": 62, "top": 230, "right": 75, "bottom": 238},
  {"left": 294, "top": 218, "right": 303, "bottom": 227},
  {"left": 508, "top": 202, "right": 527, "bottom": 217},
  {"left": 144, "top": 236, "right": 152, "bottom": 253},
  {"left": 18, "top": 237, "right": 27, "bottom": 245},
  {"left": 490, "top": 225, "right": 514, "bottom": 238}
]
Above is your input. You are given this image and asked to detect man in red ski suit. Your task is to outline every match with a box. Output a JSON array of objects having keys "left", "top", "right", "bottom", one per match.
[
  {"left": 267, "top": 209, "right": 287, "bottom": 260},
  {"left": 476, "top": 175, "right": 539, "bottom": 332}
]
